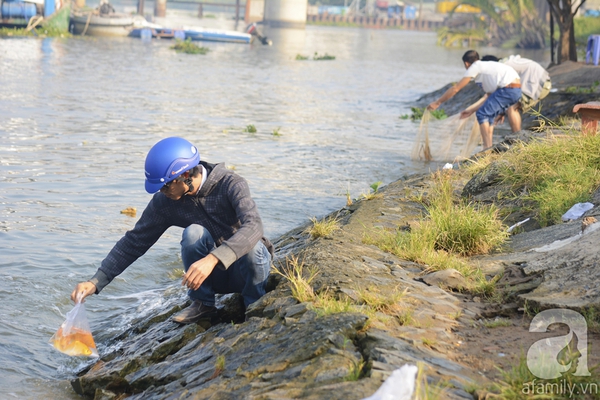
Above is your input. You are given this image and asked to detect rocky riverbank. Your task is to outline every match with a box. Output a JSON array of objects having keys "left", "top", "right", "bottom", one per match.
[{"left": 70, "top": 62, "right": 600, "bottom": 400}]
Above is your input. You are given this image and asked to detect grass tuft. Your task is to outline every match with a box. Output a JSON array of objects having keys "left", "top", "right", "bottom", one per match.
[
  {"left": 273, "top": 255, "right": 318, "bottom": 302},
  {"left": 306, "top": 215, "right": 339, "bottom": 239}
]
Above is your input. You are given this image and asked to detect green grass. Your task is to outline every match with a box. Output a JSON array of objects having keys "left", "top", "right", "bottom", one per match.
[
  {"left": 306, "top": 216, "right": 340, "bottom": 239},
  {"left": 491, "top": 355, "right": 600, "bottom": 399},
  {"left": 581, "top": 307, "right": 600, "bottom": 333},
  {"left": 345, "top": 359, "right": 365, "bottom": 381},
  {"left": 311, "top": 290, "right": 352, "bottom": 316},
  {"left": 575, "top": 16, "right": 600, "bottom": 45},
  {"left": 364, "top": 171, "right": 507, "bottom": 297},
  {"left": 566, "top": 81, "right": 599, "bottom": 94},
  {"left": 273, "top": 255, "right": 318, "bottom": 303},
  {"left": 498, "top": 134, "right": 600, "bottom": 226},
  {"left": 361, "top": 182, "right": 384, "bottom": 200},
  {"left": 483, "top": 317, "right": 512, "bottom": 328},
  {"left": 414, "top": 362, "right": 450, "bottom": 399}
]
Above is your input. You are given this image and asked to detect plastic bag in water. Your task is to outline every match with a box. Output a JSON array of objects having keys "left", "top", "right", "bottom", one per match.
[{"left": 49, "top": 302, "right": 98, "bottom": 357}]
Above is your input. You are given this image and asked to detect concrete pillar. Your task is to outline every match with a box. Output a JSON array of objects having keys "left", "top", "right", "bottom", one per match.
[
  {"left": 245, "top": 0, "right": 265, "bottom": 23},
  {"left": 263, "top": 0, "right": 307, "bottom": 29},
  {"left": 154, "top": 0, "right": 166, "bottom": 18}
]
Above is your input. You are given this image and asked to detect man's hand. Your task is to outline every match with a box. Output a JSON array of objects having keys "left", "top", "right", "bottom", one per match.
[
  {"left": 182, "top": 254, "right": 220, "bottom": 291},
  {"left": 460, "top": 109, "right": 474, "bottom": 119},
  {"left": 71, "top": 281, "right": 96, "bottom": 303},
  {"left": 427, "top": 101, "right": 440, "bottom": 111}
]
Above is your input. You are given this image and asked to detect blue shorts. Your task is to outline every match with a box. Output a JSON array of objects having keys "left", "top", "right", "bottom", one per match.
[{"left": 476, "top": 87, "right": 522, "bottom": 125}]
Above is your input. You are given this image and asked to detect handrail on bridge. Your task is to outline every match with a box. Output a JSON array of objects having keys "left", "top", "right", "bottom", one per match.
[{"left": 138, "top": 0, "right": 245, "bottom": 23}]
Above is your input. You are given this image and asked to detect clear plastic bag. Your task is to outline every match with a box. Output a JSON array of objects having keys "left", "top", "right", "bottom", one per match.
[{"left": 49, "top": 302, "right": 98, "bottom": 357}]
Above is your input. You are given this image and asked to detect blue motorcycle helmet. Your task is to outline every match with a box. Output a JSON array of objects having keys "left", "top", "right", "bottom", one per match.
[{"left": 144, "top": 137, "right": 201, "bottom": 194}]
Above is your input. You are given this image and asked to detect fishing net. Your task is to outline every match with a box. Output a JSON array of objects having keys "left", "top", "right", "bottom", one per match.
[{"left": 411, "top": 110, "right": 480, "bottom": 162}]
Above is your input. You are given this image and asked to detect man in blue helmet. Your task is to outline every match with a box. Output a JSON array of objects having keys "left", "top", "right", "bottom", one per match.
[{"left": 71, "top": 137, "right": 273, "bottom": 324}]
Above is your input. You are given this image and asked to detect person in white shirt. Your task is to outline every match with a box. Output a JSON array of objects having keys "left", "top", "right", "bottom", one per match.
[
  {"left": 482, "top": 54, "right": 552, "bottom": 132},
  {"left": 428, "top": 50, "right": 522, "bottom": 149}
]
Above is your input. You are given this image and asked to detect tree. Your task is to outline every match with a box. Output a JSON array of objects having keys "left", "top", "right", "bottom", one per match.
[
  {"left": 548, "top": 0, "right": 586, "bottom": 63},
  {"left": 441, "top": 0, "right": 547, "bottom": 49}
]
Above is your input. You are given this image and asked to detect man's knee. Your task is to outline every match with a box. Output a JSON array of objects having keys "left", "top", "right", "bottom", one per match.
[
  {"left": 182, "top": 224, "right": 210, "bottom": 244},
  {"left": 246, "top": 242, "right": 271, "bottom": 280}
]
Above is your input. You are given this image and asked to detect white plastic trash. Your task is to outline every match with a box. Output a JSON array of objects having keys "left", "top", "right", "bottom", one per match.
[
  {"left": 362, "top": 364, "right": 418, "bottom": 400},
  {"left": 442, "top": 163, "right": 453, "bottom": 170},
  {"left": 561, "top": 202, "right": 594, "bottom": 222}
]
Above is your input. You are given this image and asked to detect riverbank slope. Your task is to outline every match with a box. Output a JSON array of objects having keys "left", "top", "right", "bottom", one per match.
[{"left": 69, "top": 62, "right": 600, "bottom": 400}]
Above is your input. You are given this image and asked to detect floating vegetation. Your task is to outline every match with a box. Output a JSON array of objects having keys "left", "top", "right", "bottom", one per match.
[
  {"left": 244, "top": 124, "right": 257, "bottom": 133},
  {"left": 272, "top": 127, "right": 282, "bottom": 136},
  {"left": 313, "top": 52, "right": 335, "bottom": 60},
  {"left": 171, "top": 38, "right": 209, "bottom": 54},
  {"left": 400, "top": 107, "right": 447, "bottom": 121},
  {"left": 295, "top": 53, "right": 335, "bottom": 61}
]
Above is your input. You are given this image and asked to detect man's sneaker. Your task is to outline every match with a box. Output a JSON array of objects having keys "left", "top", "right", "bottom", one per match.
[{"left": 172, "top": 301, "right": 217, "bottom": 324}]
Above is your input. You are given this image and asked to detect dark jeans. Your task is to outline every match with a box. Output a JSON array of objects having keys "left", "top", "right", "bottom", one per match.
[
  {"left": 180, "top": 224, "right": 271, "bottom": 308},
  {"left": 476, "top": 87, "right": 522, "bottom": 125}
]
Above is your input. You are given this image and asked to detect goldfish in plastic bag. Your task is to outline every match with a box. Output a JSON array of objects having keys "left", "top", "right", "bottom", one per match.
[
  {"left": 50, "top": 302, "right": 99, "bottom": 357},
  {"left": 51, "top": 326, "right": 98, "bottom": 357}
]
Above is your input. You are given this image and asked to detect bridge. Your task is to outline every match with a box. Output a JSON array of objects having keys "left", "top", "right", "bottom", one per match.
[{"left": 143, "top": 0, "right": 308, "bottom": 29}]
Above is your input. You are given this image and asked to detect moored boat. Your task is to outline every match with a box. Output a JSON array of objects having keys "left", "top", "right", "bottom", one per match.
[
  {"left": 182, "top": 26, "right": 251, "bottom": 43},
  {"left": 70, "top": 1, "right": 134, "bottom": 37}
]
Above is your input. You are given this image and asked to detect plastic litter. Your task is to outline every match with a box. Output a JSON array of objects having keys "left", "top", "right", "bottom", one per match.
[
  {"left": 442, "top": 163, "right": 453, "bottom": 170},
  {"left": 507, "top": 217, "right": 530, "bottom": 233},
  {"left": 362, "top": 364, "right": 417, "bottom": 400},
  {"left": 561, "top": 202, "right": 594, "bottom": 222},
  {"left": 49, "top": 302, "right": 98, "bottom": 357}
]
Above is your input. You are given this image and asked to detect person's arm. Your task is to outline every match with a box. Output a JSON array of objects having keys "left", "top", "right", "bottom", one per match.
[
  {"left": 70, "top": 196, "right": 170, "bottom": 302},
  {"left": 428, "top": 77, "right": 472, "bottom": 110},
  {"left": 460, "top": 94, "right": 488, "bottom": 119}
]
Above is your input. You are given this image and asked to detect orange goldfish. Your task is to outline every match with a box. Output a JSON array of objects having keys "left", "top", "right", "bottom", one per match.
[{"left": 52, "top": 327, "right": 98, "bottom": 357}]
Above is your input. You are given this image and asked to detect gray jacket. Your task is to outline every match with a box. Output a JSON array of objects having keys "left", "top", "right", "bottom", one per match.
[{"left": 89, "top": 162, "right": 273, "bottom": 293}]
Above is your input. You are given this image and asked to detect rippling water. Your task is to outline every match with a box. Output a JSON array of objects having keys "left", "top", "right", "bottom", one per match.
[{"left": 0, "top": 15, "right": 549, "bottom": 398}]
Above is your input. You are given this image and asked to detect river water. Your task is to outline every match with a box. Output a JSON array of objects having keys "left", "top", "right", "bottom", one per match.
[{"left": 0, "top": 11, "right": 550, "bottom": 398}]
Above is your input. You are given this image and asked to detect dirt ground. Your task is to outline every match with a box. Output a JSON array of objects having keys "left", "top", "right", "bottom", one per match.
[{"left": 452, "top": 307, "right": 600, "bottom": 381}]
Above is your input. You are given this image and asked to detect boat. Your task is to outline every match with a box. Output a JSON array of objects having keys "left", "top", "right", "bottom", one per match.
[
  {"left": 128, "top": 27, "right": 186, "bottom": 40},
  {"left": 129, "top": 25, "right": 251, "bottom": 44},
  {"left": 182, "top": 26, "right": 251, "bottom": 44},
  {"left": 70, "top": 2, "right": 134, "bottom": 37}
]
